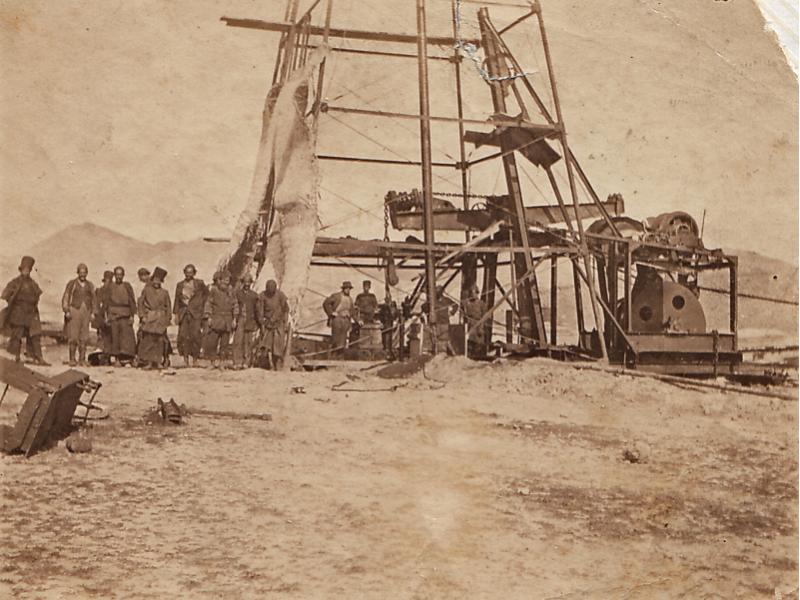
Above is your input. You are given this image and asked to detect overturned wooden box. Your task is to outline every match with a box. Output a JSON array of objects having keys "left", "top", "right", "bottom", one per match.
[{"left": 0, "top": 357, "right": 101, "bottom": 457}]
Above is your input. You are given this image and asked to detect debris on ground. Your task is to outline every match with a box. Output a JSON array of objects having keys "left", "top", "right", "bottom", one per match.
[{"left": 65, "top": 430, "right": 93, "bottom": 453}]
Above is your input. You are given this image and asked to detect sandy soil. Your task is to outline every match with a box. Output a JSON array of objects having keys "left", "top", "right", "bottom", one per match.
[{"left": 0, "top": 351, "right": 797, "bottom": 599}]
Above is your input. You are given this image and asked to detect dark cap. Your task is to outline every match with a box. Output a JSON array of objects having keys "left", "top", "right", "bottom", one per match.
[
  {"left": 342, "top": 281, "right": 353, "bottom": 289},
  {"left": 152, "top": 266, "right": 167, "bottom": 282},
  {"left": 19, "top": 256, "right": 35, "bottom": 270}
]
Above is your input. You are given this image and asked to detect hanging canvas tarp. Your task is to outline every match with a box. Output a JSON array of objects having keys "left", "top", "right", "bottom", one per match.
[{"left": 219, "top": 49, "right": 327, "bottom": 330}]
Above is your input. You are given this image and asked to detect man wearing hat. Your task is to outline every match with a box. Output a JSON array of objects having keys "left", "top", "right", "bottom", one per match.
[
  {"left": 355, "top": 280, "right": 378, "bottom": 325},
  {"left": 256, "top": 279, "right": 289, "bottom": 370},
  {"left": 323, "top": 281, "right": 355, "bottom": 356},
  {"left": 203, "top": 271, "right": 238, "bottom": 369},
  {"left": 232, "top": 273, "right": 260, "bottom": 369},
  {"left": 61, "top": 263, "right": 96, "bottom": 366},
  {"left": 173, "top": 264, "right": 208, "bottom": 368},
  {"left": 137, "top": 267, "right": 172, "bottom": 369},
  {"left": 1, "top": 256, "right": 49, "bottom": 365},
  {"left": 105, "top": 266, "right": 138, "bottom": 365}
]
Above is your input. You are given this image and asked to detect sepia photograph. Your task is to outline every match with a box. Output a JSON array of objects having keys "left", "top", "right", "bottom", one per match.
[{"left": 1, "top": 0, "right": 798, "bottom": 597}]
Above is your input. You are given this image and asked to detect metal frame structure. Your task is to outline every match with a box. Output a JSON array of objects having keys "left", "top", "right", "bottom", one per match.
[{"left": 221, "top": 0, "right": 743, "bottom": 375}]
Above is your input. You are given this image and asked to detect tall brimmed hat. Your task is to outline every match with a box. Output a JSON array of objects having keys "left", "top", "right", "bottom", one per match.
[
  {"left": 342, "top": 281, "right": 353, "bottom": 289},
  {"left": 19, "top": 256, "right": 35, "bottom": 270},
  {"left": 152, "top": 267, "right": 167, "bottom": 282}
]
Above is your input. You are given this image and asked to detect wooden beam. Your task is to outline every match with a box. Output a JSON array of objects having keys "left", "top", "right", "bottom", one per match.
[{"left": 221, "top": 17, "right": 479, "bottom": 46}]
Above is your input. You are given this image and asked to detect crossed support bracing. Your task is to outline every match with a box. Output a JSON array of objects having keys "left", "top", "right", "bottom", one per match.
[{"left": 222, "top": 0, "right": 743, "bottom": 373}]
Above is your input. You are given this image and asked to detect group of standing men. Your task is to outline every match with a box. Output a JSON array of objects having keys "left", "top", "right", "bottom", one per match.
[
  {"left": 1, "top": 256, "right": 290, "bottom": 370},
  {"left": 321, "top": 279, "right": 489, "bottom": 358}
]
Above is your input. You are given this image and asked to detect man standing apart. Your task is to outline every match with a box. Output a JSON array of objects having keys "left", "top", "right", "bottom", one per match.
[
  {"left": 256, "top": 279, "right": 289, "bottom": 370},
  {"left": 61, "top": 263, "right": 95, "bottom": 367},
  {"left": 323, "top": 281, "right": 354, "bottom": 357},
  {"left": 203, "top": 271, "right": 238, "bottom": 369},
  {"left": 232, "top": 274, "right": 260, "bottom": 369},
  {"left": 138, "top": 267, "right": 172, "bottom": 370},
  {"left": 106, "top": 266, "right": 137, "bottom": 365},
  {"left": 1, "top": 256, "right": 49, "bottom": 365},
  {"left": 173, "top": 264, "right": 207, "bottom": 368}
]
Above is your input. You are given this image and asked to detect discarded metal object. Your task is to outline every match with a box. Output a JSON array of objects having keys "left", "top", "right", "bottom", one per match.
[
  {"left": 144, "top": 398, "right": 272, "bottom": 424},
  {"left": 146, "top": 397, "right": 184, "bottom": 425},
  {"left": 0, "top": 356, "right": 102, "bottom": 456}
]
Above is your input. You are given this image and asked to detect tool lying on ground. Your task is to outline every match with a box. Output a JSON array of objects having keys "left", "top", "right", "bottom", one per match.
[
  {"left": 144, "top": 398, "right": 272, "bottom": 424},
  {"left": 0, "top": 356, "right": 102, "bottom": 456}
]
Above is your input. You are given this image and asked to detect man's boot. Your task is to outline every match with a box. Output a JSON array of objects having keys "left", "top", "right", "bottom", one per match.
[
  {"left": 67, "top": 343, "right": 77, "bottom": 367},
  {"left": 78, "top": 344, "right": 87, "bottom": 367}
]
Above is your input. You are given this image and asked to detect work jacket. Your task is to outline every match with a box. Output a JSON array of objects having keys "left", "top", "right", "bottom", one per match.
[
  {"left": 173, "top": 278, "right": 208, "bottom": 322},
  {"left": 106, "top": 281, "right": 137, "bottom": 320},
  {"left": 139, "top": 284, "right": 172, "bottom": 335},
  {"left": 1, "top": 275, "right": 42, "bottom": 332},
  {"left": 235, "top": 288, "right": 260, "bottom": 332},
  {"left": 203, "top": 285, "right": 239, "bottom": 332},
  {"left": 323, "top": 292, "right": 354, "bottom": 320},
  {"left": 62, "top": 278, "right": 96, "bottom": 313},
  {"left": 257, "top": 290, "right": 289, "bottom": 330}
]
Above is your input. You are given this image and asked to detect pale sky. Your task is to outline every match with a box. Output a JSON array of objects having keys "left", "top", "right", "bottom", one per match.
[{"left": 1, "top": 0, "right": 797, "bottom": 260}]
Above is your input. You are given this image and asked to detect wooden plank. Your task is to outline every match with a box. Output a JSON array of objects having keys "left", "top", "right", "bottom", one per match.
[{"left": 221, "top": 17, "right": 479, "bottom": 46}]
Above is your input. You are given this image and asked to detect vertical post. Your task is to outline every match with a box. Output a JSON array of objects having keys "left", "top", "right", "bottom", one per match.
[
  {"left": 607, "top": 242, "right": 618, "bottom": 352},
  {"left": 624, "top": 244, "right": 632, "bottom": 332},
  {"left": 729, "top": 257, "right": 738, "bottom": 350},
  {"left": 416, "top": 0, "right": 438, "bottom": 352},
  {"left": 550, "top": 256, "right": 558, "bottom": 345},
  {"left": 534, "top": 4, "right": 606, "bottom": 360},
  {"left": 572, "top": 258, "right": 585, "bottom": 342},
  {"left": 505, "top": 310, "right": 513, "bottom": 344},
  {"left": 313, "top": 0, "right": 334, "bottom": 119},
  {"left": 479, "top": 9, "right": 547, "bottom": 346},
  {"left": 451, "top": 0, "right": 471, "bottom": 240},
  {"left": 280, "top": 0, "right": 301, "bottom": 82},
  {"left": 482, "top": 254, "right": 498, "bottom": 350}
]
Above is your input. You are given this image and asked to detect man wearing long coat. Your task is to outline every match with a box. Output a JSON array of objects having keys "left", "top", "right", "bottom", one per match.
[
  {"left": 138, "top": 267, "right": 172, "bottom": 369},
  {"left": 256, "top": 279, "right": 289, "bottom": 370},
  {"left": 105, "top": 266, "right": 138, "bottom": 364},
  {"left": 173, "top": 264, "right": 207, "bottom": 367},
  {"left": 232, "top": 274, "right": 260, "bottom": 369},
  {"left": 62, "top": 263, "right": 95, "bottom": 366},
  {"left": 1, "top": 255, "right": 49, "bottom": 365},
  {"left": 203, "top": 271, "right": 238, "bottom": 369}
]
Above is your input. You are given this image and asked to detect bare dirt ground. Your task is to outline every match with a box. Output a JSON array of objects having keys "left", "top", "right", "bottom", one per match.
[{"left": 1, "top": 353, "right": 797, "bottom": 599}]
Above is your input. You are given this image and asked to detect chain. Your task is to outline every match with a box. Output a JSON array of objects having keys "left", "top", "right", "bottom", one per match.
[
  {"left": 433, "top": 191, "right": 497, "bottom": 199},
  {"left": 383, "top": 201, "right": 390, "bottom": 242}
]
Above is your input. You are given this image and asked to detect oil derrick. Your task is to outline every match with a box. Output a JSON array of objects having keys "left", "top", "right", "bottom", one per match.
[{"left": 219, "top": 0, "right": 745, "bottom": 376}]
